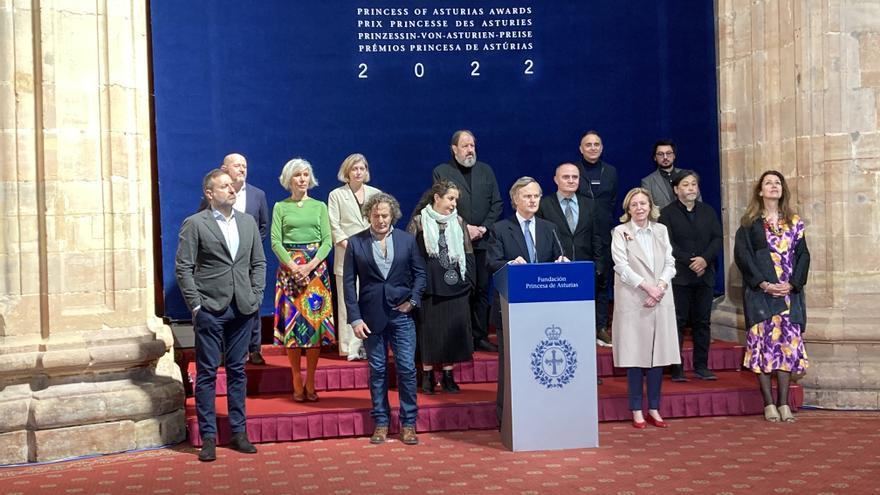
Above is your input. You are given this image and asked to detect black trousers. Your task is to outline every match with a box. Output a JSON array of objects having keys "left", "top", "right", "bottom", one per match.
[
  {"left": 672, "top": 283, "right": 714, "bottom": 370},
  {"left": 471, "top": 249, "right": 491, "bottom": 342}
]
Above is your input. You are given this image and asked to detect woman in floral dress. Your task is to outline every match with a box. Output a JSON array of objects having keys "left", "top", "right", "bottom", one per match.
[{"left": 734, "top": 170, "right": 810, "bottom": 422}]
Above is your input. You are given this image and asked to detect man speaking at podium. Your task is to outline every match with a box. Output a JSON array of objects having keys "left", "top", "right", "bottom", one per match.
[{"left": 487, "top": 176, "right": 566, "bottom": 424}]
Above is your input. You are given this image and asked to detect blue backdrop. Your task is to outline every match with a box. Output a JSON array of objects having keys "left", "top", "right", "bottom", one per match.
[{"left": 151, "top": 1, "right": 720, "bottom": 320}]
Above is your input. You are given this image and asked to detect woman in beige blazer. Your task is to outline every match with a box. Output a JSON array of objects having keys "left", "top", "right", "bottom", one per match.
[
  {"left": 327, "top": 153, "right": 382, "bottom": 360},
  {"left": 611, "top": 188, "right": 679, "bottom": 429}
]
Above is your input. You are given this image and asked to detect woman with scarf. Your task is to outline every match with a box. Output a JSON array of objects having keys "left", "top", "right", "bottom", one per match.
[{"left": 406, "top": 180, "right": 475, "bottom": 394}]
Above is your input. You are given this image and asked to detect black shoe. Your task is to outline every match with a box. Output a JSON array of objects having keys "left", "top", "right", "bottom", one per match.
[
  {"left": 670, "top": 365, "right": 688, "bottom": 382},
  {"left": 421, "top": 370, "right": 436, "bottom": 395},
  {"left": 228, "top": 432, "right": 257, "bottom": 454},
  {"left": 249, "top": 352, "right": 266, "bottom": 365},
  {"left": 597, "top": 377, "right": 603, "bottom": 385},
  {"left": 440, "top": 370, "right": 461, "bottom": 393},
  {"left": 198, "top": 438, "right": 217, "bottom": 462},
  {"left": 474, "top": 339, "right": 498, "bottom": 352},
  {"left": 695, "top": 368, "right": 718, "bottom": 381}
]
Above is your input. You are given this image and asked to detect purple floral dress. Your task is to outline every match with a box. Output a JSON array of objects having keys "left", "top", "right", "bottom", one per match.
[{"left": 743, "top": 216, "right": 809, "bottom": 373}]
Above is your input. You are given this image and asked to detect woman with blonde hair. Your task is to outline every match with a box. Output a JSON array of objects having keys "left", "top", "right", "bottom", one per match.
[
  {"left": 272, "top": 158, "right": 335, "bottom": 402},
  {"left": 611, "top": 188, "right": 679, "bottom": 428},
  {"left": 734, "top": 170, "right": 810, "bottom": 422},
  {"left": 327, "top": 153, "right": 381, "bottom": 360}
]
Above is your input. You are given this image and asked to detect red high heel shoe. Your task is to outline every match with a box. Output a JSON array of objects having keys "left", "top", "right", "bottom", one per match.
[
  {"left": 645, "top": 415, "right": 668, "bottom": 428},
  {"left": 632, "top": 419, "right": 647, "bottom": 429}
]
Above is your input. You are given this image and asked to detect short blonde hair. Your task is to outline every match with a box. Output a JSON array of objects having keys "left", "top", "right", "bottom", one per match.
[
  {"left": 337, "top": 153, "right": 371, "bottom": 183},
  {"left": 278, "top": 158, "right": 318, "bottom": 191},
  {"left": 508, "top": 176, "right": 542, "bottom": 208},
  {"left": 619, "top": 187, "right": 660, "bottom": 223}
]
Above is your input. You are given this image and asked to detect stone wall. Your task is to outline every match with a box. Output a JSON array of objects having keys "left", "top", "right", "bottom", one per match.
[
  {"left": 713, "top": 0, "right": 880, "bottom": 408},
  {"left": 0, "top": 0, "right": 184, "bottom": 464}
]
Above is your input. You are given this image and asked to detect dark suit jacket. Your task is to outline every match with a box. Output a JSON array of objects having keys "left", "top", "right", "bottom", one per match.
[
  {"left": 199, "top": 183, "right": 269, "bottom": 240},
  {"left": 575, "top": 158, "right": 618, "bottom": 246},
  {"left": 343, "top": 228, "right": 427, "bottom": 334},
  {"left": 486, "top": 216, "right": 563, "bottom": 273},
  {"left": 432, "top": 160, "right": 502, "bottom": 250},
  {"left": 536, "top": 193, "right": 604, "bottom": 273},
  {"left": 175, "top": 209, "right": 267, "bottom": 314},
  {"left": 658, "top": 200, "right": 722, "bottom": 287},
  {"left": 734, "top": 218, "right": 810, "bottom": 329}
]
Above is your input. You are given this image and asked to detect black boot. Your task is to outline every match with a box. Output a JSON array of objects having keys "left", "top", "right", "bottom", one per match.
[
  {"left": 441, "top": 370, "right": 460, "bottom": 394},
  {"left": 421, "top": 370, "right": 435, "bottom": 395}
]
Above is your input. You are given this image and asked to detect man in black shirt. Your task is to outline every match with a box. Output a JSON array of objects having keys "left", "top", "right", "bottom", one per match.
[
  {"left": 575, "top": 131, "right": 618, "bottom": 346},
  {"left": 659, "top": 170, "right": 722, "bottom": 381},
  {"left": 433, "top": 130, "right": 503, "bottom": 352}
]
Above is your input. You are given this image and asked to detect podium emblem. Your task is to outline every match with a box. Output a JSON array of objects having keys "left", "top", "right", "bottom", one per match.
[{"left": 530, "top": 325, "right": 578, "bottom": 389}]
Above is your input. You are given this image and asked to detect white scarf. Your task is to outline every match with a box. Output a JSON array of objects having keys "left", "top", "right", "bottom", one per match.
[{"left": 420, "top": 204, "right": 466, "bottom": 280}]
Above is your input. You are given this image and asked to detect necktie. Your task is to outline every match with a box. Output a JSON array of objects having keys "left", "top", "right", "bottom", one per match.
[
  {"left": 523, "top": 219, "right": 536, "bottom": 263},
  {"left": 564, "top": 198, "right": 576, "bottom": 232}
]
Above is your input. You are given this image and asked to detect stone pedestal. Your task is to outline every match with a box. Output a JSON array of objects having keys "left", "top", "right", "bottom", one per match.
[
  {"left": 0, "top": 1, "right": 184, "bottom": 464},
  {"left": 715, "top": 0, "right": 880, "bottom": 408}
]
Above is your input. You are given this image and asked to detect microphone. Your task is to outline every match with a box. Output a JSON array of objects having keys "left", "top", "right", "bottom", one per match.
[{"left": 551, "top": 228, "right": 567, "bottom": 261}]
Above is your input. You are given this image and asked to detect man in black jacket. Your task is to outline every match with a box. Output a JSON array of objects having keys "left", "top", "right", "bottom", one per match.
[
  {"left": 575, "top": 131, "right": 618, "bottom": 346},
  {"left": 433, "top": 130, "right": 503, "bottom": 352},
  {"left": 487, "top": 176, "right": 565, "bottom": 424},
  {"left": 659, "top": 170, "right": 722, "bottom": 381},
  {"left": 536, "top": 163, "right": 609, "bottom": 346}
]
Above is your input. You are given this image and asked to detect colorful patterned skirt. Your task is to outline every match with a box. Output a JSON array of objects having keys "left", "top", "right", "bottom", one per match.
[
  {"left": 743, "top": 308, "right": 808, "bottom": 374},
  {"left": 273, "top": 243, "right": 336, "bottom": 348}
]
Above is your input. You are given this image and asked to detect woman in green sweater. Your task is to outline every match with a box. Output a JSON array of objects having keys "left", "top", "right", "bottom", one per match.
[{"left": 272, "top": 158, "right": 336, "bottom": 402}]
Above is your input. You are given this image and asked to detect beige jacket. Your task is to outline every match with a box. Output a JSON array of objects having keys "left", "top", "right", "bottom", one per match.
[
  {"left": 610, "top": 221, "right": 681, "bottom": 368},
  {"left": 327, "top": 184, "right": 381, "bottom": 274}
]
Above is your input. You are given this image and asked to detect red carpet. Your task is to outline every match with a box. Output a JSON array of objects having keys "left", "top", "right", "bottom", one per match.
[
  {"left": 3, "top": 410, "right": 876, "bottom": 495},
  {"left": 182, "top": 340, "right": 803, "bottom": 447}
]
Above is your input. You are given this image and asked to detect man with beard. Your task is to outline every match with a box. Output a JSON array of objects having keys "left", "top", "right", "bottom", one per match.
[
  {"left": 641, "top": 140, "right": 699, "bottom": 210},
  {"left": 199, "top": 153, "right": 270, "bottom": 365},
  {"left": 176, "top": 169, "right": 266, "bottom": 461},
  {"left": 575, "top": 131, "right": 618, "bottom": 347},
  {"left": 433, "top": 130, "right": 503, "bottom": 352}
]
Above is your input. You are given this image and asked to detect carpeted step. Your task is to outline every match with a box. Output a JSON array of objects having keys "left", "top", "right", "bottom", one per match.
[
  {"left": 185, "top": 370, "right": 802, "bottom": 446},
  {"left": 187, "top": 340, "right": 745, "bottom": 396}
]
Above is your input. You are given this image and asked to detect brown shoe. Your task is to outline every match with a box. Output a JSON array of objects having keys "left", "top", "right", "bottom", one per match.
[
  {"left": 596, "top": 328, "right": 613, "bottom": 347},
  {"left": 370, "top": 426, "right": 388, "bottom": 444},
  {"left": 400, "top": 426, "right": 418, "bottom": 445}
]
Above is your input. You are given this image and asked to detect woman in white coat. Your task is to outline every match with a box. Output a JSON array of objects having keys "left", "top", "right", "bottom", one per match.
[
  {"left": 611, "top": 188, "right": 679, "bottom": 428},
  {"left": 327, "top": 153, "right": 381, "bottom": 360}
]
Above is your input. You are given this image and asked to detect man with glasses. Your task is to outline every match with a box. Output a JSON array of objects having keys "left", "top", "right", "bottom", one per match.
[{"left": 641, "top": 140, "right": 698, "bottom": 209}]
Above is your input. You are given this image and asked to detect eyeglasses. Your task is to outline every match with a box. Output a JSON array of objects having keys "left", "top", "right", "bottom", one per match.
[{"left": 655, "top": 151, "right": 675, "bottom": 157}]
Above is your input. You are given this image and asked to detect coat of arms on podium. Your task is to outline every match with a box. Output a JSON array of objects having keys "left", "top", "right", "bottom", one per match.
[{"left": 530, "top": 324, "right": 578, "bottom": 389}]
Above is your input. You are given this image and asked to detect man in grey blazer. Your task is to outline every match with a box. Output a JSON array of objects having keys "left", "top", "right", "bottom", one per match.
[
  {"left": 199, "top": 153, "right": 270, "bottom": 364},
  {"left": 176, "top": 169, "right": 266, "bottom": 462},
  {"left": 641, "top": 140, "right": 699, "bottom": 209}
]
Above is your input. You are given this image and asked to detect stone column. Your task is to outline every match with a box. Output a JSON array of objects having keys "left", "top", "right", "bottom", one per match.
[
  {"left": 714, "top": 0, "right": 880, "bottom": 408},
  {"left": 0, "top": 0, "right": 184, "bottom": 464}
]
